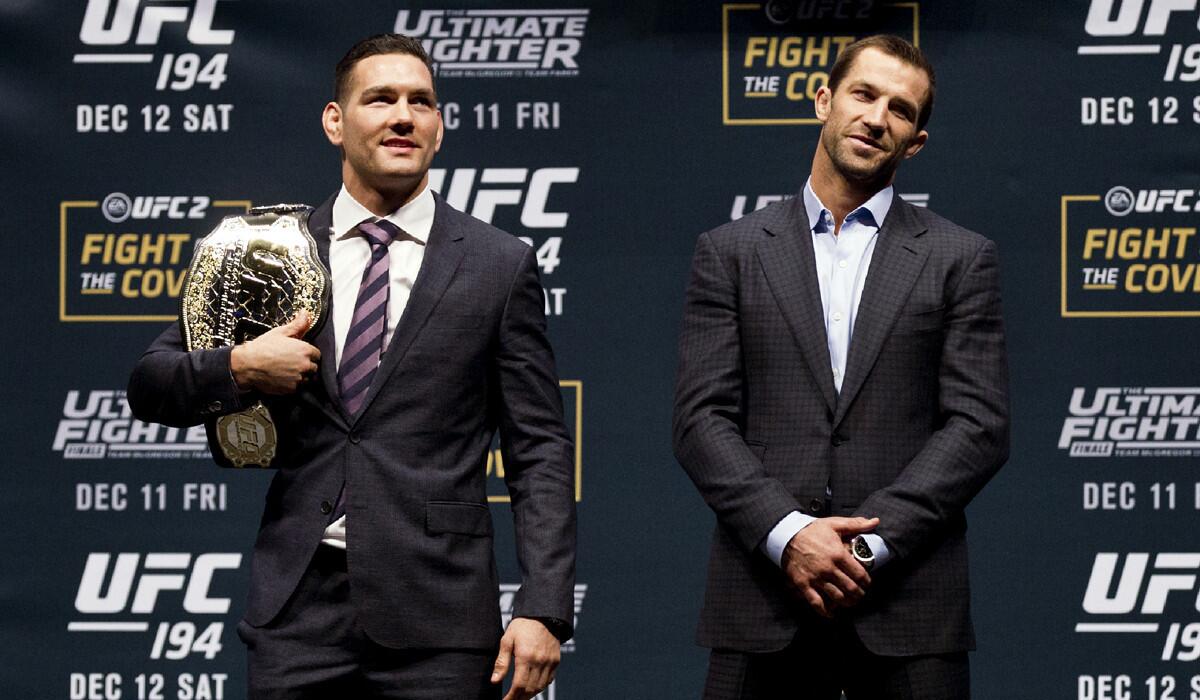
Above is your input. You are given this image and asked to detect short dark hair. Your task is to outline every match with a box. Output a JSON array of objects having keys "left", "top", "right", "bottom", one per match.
[
  {"left": 827, "top": 35, "right": 935, "bottom": 130},
  {"left": 334, "top": 33, "right": 435, "bottom": 104}
]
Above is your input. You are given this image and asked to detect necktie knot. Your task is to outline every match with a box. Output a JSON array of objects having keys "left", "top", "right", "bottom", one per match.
[{"left": 356, "top": 218, "right": 403, "bottom": 249}]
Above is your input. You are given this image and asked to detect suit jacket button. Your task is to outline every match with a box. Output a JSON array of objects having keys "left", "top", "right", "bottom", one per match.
[
  {"left": 809, "top": 498, "right": 823, "bottom": 514},
  {"left": 348, "top": 432, "right": 361, "bottom": 444},
  {"left": 320, "top": 500, "right": 332, "bottom": 515},
  {"left": 831, "top": 434, "right": 845, "bottom": 446},
  {"left": 207, "top": 401, "right": 222, "bottom": 413}
]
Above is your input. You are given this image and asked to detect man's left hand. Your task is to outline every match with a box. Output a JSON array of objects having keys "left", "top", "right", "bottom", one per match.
[{"left": 491, "top": 617, "right": 560, "bottom": 700}]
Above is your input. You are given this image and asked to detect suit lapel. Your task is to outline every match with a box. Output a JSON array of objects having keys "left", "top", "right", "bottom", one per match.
[
  {"left": 303, "top": 195, "right": 351, "bottom": 427},
  {"left": 350, "top": 194, "right": 466, "bottom": 424},
  {"left": 833, "top": 196, "right": 931, "bottom": 427},
  {"left": 756, "top": 198, "right": 838, "bottom": 415}
]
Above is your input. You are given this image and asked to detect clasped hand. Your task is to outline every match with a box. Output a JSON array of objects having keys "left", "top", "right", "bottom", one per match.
[{"left": 781, "top": 516, "right": 879, "bottom": 618}]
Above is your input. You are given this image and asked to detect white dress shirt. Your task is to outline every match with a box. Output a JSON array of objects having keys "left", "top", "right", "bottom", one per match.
[
  {"left": 761, "top": 179, "right": 894, "bottom": 569},
  {"left": 322, "top": 183, "right": 436, "bottom": 548}
]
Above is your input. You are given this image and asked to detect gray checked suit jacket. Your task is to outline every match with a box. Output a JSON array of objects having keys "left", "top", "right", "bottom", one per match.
[
  {"left": 672, "top": 193, "right": 1009, "bottom": 656},
  {"left": 128, "top": 192, "right": 577, "bottom": 650}
]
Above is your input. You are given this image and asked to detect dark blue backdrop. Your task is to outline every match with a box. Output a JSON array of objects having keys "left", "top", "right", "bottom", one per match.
[{"left": 5, "top": 1, "right": 1199, "bottom": 697}]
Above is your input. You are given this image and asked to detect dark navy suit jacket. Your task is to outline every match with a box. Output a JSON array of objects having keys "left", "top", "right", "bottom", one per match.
[
  {"left": 129, "top": 193, "right": 577, "bottom": 649},
  {"left": 673, "top": 194, "right": 1009, "bottom": 655}
]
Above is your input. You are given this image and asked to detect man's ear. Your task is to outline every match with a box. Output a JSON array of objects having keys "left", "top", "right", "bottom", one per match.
[
  {"left": 322, "top": 101, "right": 343, "bottom": 147},
  {"left": 904, "top": 129, "right": 928, "bottom": 159},
  {"left": 814, "top": 86, "right": 832, "bottom": 123}
]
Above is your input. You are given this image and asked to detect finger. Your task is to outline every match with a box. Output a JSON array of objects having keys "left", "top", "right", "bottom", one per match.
[
  {"left": 824, "top": 516, "right": 876, "bottom": 530},
  {"left": 803, "top": 586, "right": 832, "bottom": 619},
  {"left": 819, "top": 568, "right": 855, "bottom": 599},
  {"left": 822, "top": 581, "right": 854, "bottom": 608},
  {"left": 824, "top": 570, "right": 864, "bottom": 605},
  {"left": 533, "top": 659, "right": 556, "bottom": 695},
  {"left": 530, "top": 667, "right": 552, "bottom": 696},
  {"left": 826, "top": 516, "right": 880, "bottom": 535},
  {"left": 832, "top": 550, "right": 872, "bottom": 589},
  {"left": 820, "top": 580, "right": 847, "bottom": 607},
  {"left": 507, "top": 663, "right": 531, "bottom": 700},
  {"left": 491, "top": 637, "right": 513, "bottom": 684},
  {"left": 826, "top": 560, "right": 867, "bottom": 597},
  {"left": 502, "top": 681, "right": 524, "bottom": 700},
  {"left": 281, "top": 309, "right": 311, "bottom": 338},
  {"left": 522, "top": 665, "right": 545, "bottom": 700}
]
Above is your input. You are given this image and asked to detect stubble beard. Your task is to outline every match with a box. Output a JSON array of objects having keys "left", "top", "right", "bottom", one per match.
[{"left": 822, "top": 128, "right": 900, "bottom": 191}]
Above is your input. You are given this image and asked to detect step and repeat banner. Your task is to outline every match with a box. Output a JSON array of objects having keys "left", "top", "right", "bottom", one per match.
[{"left": 4, "top": 1, "right": 1200, "bottom": 698}]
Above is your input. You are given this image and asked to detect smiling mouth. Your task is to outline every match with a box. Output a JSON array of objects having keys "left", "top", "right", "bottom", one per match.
[{"left": 849, "top": 135, "right": 883, "bottom": 150}]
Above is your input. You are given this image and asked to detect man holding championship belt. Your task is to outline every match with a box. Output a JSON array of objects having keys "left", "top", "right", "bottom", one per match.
[{"left": 129, "top": 34, "right": 576, "bottom": 700}]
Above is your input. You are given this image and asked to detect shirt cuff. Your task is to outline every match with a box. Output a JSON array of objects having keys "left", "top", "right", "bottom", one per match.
[
  {"left": 518, "top": 616, "right": 573, "bottom": 643},
  {"left": 761, "top": 511, "right": 816, "bottom": 568},
  {"left": 862, "top": 533, "right": 892, "bottom": 568}
]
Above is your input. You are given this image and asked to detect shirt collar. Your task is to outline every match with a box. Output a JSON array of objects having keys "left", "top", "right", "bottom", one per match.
[
  {"left": 331, "top": 183, "right": 435, "bottom": 244},
  {"left": 801, "top": 178, "right": 894, "bottom": 234}
]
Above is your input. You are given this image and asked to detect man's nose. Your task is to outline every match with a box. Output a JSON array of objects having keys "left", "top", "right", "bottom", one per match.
[
  {"left": 862, "top": 101, "right": 887, "bottom": 132},
  {"left": 387, "top": 101, "right": 415, "bottom": 128}
]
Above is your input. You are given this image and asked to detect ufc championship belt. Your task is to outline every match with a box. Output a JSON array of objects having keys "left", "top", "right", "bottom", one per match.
[{"left": 180, "top": 204, "right": 329, "bottom": 468}]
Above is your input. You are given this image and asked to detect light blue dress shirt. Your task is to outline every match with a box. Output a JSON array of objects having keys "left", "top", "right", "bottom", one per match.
[{"left": 761, "top": 179, "right": 893, "bottom": 569}]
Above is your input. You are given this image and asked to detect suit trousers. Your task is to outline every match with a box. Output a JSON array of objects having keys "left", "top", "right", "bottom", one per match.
[
  {"left": 703, "top": 619, "right": 969, "bottom": 700},
  {"left": 237, "top": 545, "right": 501, "bottom": 700}
]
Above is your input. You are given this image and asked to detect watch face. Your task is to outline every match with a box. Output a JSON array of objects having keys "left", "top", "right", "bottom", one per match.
[{"left": 853, "top": 537, "right": 872, "bottom": 560}]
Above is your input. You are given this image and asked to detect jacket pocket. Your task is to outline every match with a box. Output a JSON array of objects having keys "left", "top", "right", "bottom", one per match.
[
  {"left": 891, "top": 305, "right": 945, "bottom": 334},
  {"left": 426, "top": 501, "right": 493, "bottom": 537}
]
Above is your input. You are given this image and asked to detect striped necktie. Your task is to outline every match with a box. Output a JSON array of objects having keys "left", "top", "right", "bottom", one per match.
[
  {"left": 330, "top": 217, "right": 402, "bottom": 523},
  {"left": 337, "top": 218, "right": 402, "bottom": 416}
]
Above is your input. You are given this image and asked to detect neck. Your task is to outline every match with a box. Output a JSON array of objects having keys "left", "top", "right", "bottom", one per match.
[
  {"left": 343, "top": 172, "right": 427, "bottom": 217},
  {"left": 809, "top": 150, "right": 891, "bottom": 232}
]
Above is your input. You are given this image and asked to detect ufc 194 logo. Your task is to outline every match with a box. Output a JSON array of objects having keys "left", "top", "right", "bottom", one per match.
[
  {"left": 428, "top": 167, "right": 578, "bottom": 281},
  {"left": 71, "top": 552, "right": 241, "bottom": 661},
  {"left": 76, "top": 0, "right": 234, "bottom": 91},
  {"left": 1079, "top": 553, "right": 1200, "bottom": 662},
  {"left": 1081, "top": 0, "right": 1200, "bottom": 83},
  {"left": 428, "top": 167, "right": 577, "bottom": 229}
]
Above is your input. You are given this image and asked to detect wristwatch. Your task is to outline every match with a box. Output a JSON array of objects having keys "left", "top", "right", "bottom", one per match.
[{"left": 850, "top": 535, "right": 875, "bottom": 571}]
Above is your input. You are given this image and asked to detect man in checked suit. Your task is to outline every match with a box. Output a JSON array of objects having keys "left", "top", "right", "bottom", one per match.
[
  {"left": 673, "top": 36, "right": 1009, "bottom": 698},
  {"left": 128, "top": 34, "right": 575, "bottom": 700}
]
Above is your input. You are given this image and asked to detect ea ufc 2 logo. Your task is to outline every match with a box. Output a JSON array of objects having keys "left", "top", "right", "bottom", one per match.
[
  {"left": 75, "top": 552, "right": 241, "bottom": 615},
  {"left": 1085, "top": 0, "right": 1200, "bottom": 36},
  {"left": 80, "top": 0, "right": 234, "bottom": 46}
]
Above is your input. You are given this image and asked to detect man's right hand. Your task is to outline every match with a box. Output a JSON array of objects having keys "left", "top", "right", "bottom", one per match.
[
  {"left": 230, "top": 310, "right": 321, "bottom": 395},
  {"left": 781, "top": 516, "right": 879, "bottom": 618}
]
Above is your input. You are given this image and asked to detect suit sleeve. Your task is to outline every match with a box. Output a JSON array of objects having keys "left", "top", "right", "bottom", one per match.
[
  {"left": 493, "top": 244, "right": 577, "bottom": 638},
  {"left": 127, "top": 322, "right": 249, "bottom": 428},
  {"left": 856, "top": 239, "right": 1010, "bottom": 562},
  {"left": 672, "top": 231, "right": 802, "bottom": 554}
]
